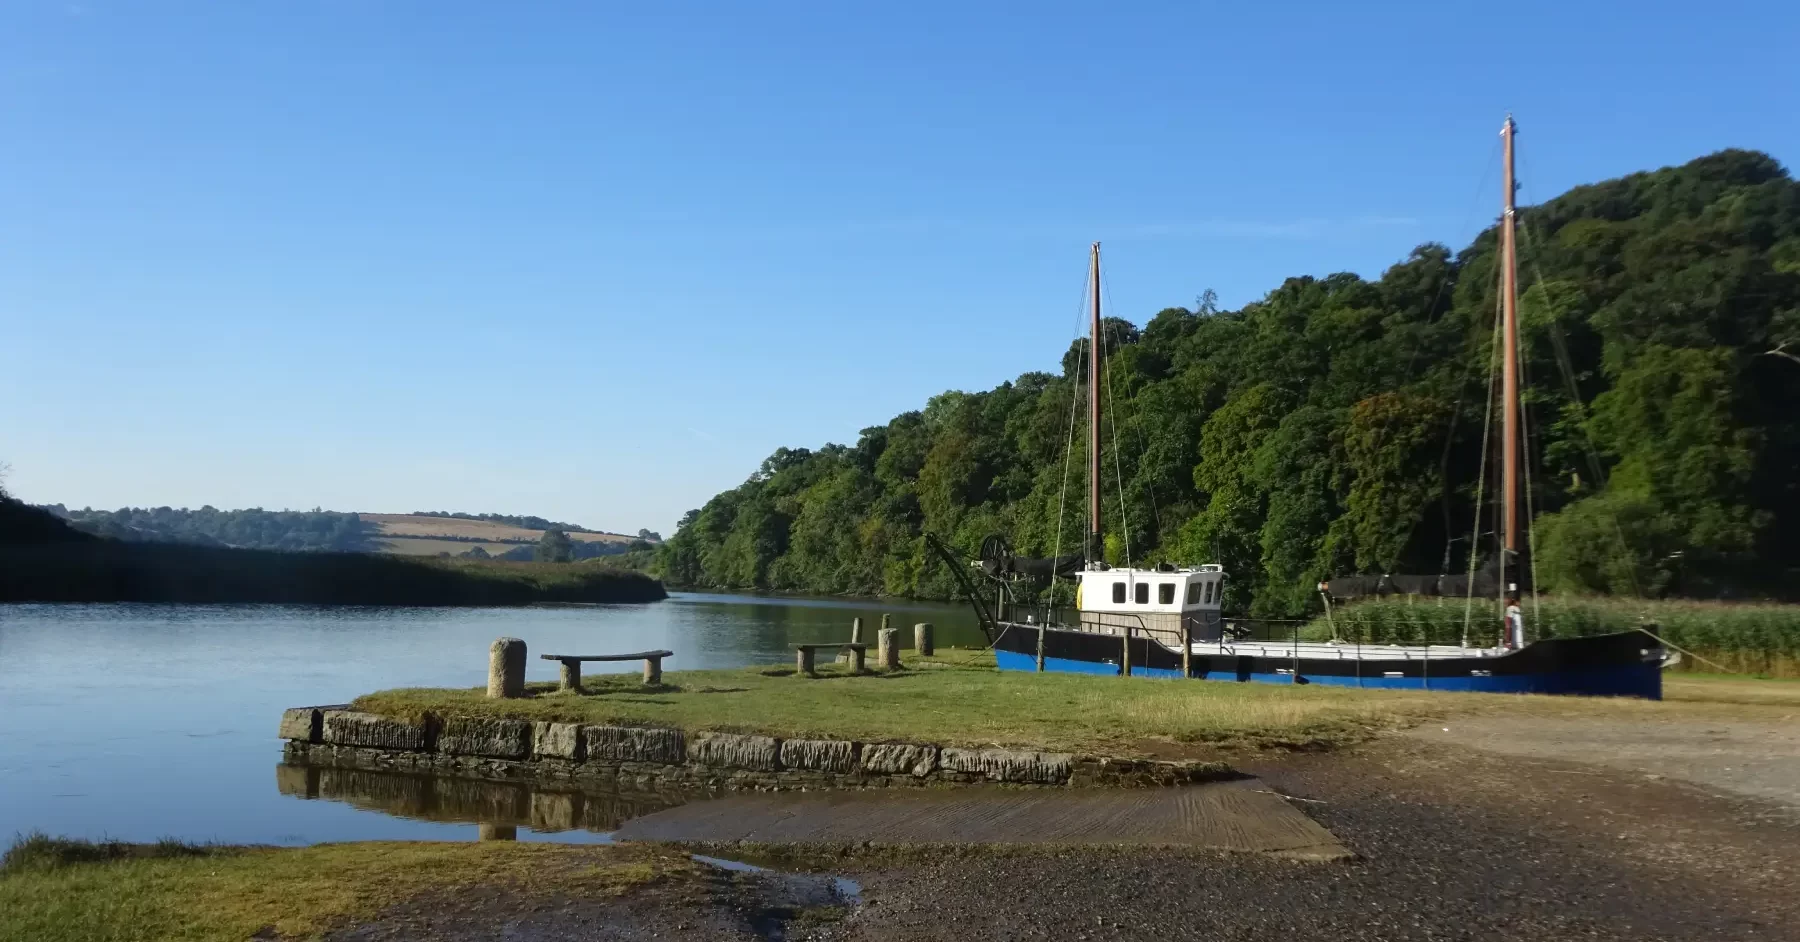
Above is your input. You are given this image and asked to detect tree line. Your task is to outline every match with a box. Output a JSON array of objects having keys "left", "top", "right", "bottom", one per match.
[{"left": 656, "top": 150, "right": 1800, "bottom": 614}]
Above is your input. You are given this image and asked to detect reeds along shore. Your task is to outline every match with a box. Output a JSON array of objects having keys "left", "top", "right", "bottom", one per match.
[
  {"left": 0, "top": 542, "right": 668, "bottom": 606},
  {"left": 1309, "top": 597, "right": 1800, "bottom": 678}
]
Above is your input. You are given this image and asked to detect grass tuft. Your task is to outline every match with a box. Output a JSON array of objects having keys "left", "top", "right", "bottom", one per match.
[{"left": 0, "top": 837, "right": 698, "bottom": 942}]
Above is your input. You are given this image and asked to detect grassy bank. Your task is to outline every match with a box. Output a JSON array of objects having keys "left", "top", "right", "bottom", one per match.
[
  {"left": 350, "top": 649, "right": 1800, "bottom": 756},
  {"left": 0, "top": 835, "right": 696, "bottom": 942},
  {"left": 0, "top": 542, "right": 668, "bottom": 605},
  {"left": 1304, "top": 597, "right": 1800, "bottom": 678}
]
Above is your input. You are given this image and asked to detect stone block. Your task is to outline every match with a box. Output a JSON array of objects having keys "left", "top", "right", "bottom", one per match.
[
  {"left": 583, "top": 725, "right": 685, "bottom": 765},
  {"left": 322, "top": 711, "right": 430, "bottom": 751},
  {"left": 778, "top": 738, "right": 857, "bottom": 773},
  {"left": 439, "top": 717, "right": 532, "bottom": 760},
  {"left": 688, "top": 731, "right": 781, "bottom": 772},
  {"left": 939, "top": 747, "right": 1073, "bottom": 784},
  {"left": 279, "top": 707, "right": 322, "bottom": 743},
  {"left": 533, "top": 722, "right": 584, "bottom": 761},
  {"left": 860, "top": 743, "right": 938, "bottom": 777}
]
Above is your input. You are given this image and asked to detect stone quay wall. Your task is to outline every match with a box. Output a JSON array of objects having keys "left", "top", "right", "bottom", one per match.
[{"left": 279, "top": 706, "right": 1232, "bottom": 793}]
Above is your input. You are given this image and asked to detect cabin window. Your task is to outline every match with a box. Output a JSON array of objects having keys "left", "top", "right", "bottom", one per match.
[
  {"left": 1202, "top": 580, "right": 1214, "bottom": 604},
  {"left": 1158, "top": 583, "right": 1175, "bottom": 605},
  {"left": 1112, "top": 581, "right": 1126, "bottom": 604},
  {"left": 1185, "top": 582, "right": 1201, "bottom": 605},
  {"left": 1134, "top": 582, "right": 1149, "bottom": 605}
]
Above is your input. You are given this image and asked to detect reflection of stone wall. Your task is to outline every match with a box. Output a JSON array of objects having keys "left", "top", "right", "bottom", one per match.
[
  {"left": 275, "top": 761, "right": 676, "bottom": 831},
  {"left": 279, "top": 707, "right": 1232, "bottom": 793}
]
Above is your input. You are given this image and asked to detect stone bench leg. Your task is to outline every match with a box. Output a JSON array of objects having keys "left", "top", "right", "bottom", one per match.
[
  {"left": 558, "top": 659, "right": 581, "bottom": 692},
  {"left": 643, "top": 656, "right": 663, "bottom": 686},
  {"left": 850, "top": 646, "right": 866, "bottom": 673},
  {"left": 797, "top": 647, "right": 815, "bottom": 676}
]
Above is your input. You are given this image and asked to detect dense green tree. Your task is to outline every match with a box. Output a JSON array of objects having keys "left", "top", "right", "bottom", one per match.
[
  {"left": 535, "top": 528, "right": 574, "bottom": 563},
  {"left": 657, "top": 151, "right": 1800, "bottom": 609}
]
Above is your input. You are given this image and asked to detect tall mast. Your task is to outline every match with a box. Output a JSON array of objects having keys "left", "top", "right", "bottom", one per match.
[
  {"left": 1088, "top": 242, "right": 1103, "bottom": 565},
  {"left": 1500, "top": 116, "right": 1520, "bottom": 565}
]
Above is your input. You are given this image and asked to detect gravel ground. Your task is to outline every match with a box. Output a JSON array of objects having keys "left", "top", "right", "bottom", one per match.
[
  {"left": 328, "top": 736, "right": 1800, "bottom": 941},
  {"left": 1405, "top": 715, "right": 1800, "bottom": 809},
  {"left": 829, "top": 740, "right": 1800, "bottom": 942}
]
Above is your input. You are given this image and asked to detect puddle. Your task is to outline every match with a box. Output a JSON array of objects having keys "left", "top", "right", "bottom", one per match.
[{"left": 691, "top": 853, "right": 862, "bottom": 902}]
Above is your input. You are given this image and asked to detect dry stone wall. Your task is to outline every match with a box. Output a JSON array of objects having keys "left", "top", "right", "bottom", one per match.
[{"left": 279, "top": 706, "right": 1232, "bottom": 793}]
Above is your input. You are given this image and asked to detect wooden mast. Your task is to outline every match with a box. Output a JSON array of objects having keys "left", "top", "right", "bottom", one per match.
[
  {"left": 1500, "top": 116, "right": 1520, "bottom": 583},
  {"left": 1088, "top": 242, "right": 1103, "bottom": 565}
]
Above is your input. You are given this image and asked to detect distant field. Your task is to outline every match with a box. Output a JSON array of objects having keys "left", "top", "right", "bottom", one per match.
[
  {"left": 359, "top": 514, "right": 635, "bottom": 545},
  {"left": 377, "top": 537, "right": 524, "bottom": 557}
]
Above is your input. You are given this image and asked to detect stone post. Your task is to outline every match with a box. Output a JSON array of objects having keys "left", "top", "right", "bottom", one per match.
[
  {"left": 477, "top": 822, "right": 517, "bottom": 841},
  {"left": 557, "top": 659, "right": 582, "bottom": 692},
  {"left": 850, "top": 617, "right": 864, "bottom": 644},
  {"left": 878, "top": 627, "right": 900, "bottom": 671},
  {"left": 643, "top": 655, "right": 663, "bottom": 686},
  {"left": 488, "top": 637, "right": 526, "bottom": 699},
  {"left": 880, "top": 613, "right": 891, "bottom": 637},
  {"left": 914, "top": 622, "right": 935, "bottom": 657}
]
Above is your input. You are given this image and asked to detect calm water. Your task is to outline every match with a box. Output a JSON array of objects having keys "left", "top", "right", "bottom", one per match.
[{"left": 0, "top": 593, "right": 982, "bottom": 845}]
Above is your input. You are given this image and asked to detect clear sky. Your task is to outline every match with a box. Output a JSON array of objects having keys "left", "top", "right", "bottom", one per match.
[{"left": 2, "top": 1, "right": 1794, "bottom": 535}]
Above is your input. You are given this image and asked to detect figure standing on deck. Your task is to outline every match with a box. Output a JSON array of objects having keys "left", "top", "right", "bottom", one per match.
[{"left": 1504, "top": 598, "right": 1525, "bottom": 650}]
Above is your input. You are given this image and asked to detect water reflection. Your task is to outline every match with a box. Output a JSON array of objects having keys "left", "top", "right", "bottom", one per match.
[
  {"left": 275, "top": 763, "right": 688, "bottom": 836},
  {"left": 1, "top": 593, "right": 981, "bottom": 844}
]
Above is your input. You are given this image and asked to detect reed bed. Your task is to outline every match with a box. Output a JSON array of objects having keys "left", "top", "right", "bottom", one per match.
[{"left": 1304, "top": 596, "right": 1800, "bottom": 678}]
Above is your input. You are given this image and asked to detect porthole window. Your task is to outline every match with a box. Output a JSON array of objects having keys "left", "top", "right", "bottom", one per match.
[{"left": 1112, "top": 581, "right": 1126, "bottom": 604}]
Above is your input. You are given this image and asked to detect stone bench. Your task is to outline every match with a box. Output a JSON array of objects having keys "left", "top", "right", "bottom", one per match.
[
  {"left": 795, "top": 642, "right": 866, "bottom": 676},
  {"left": 539, "top": 650, "right": 673, "bottom": 690}
]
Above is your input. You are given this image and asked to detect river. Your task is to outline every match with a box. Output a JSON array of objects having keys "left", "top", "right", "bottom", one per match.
[{"left": 0, "top": 593, "right": 984, "bottom": 846}]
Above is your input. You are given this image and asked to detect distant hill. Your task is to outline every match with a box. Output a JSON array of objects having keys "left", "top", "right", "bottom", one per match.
[
  {"left": 37, "top": 506, "right": 657, "bottom": 558},
  {"left": 359, "top": 513, "right": 652, "bottom": 558}
]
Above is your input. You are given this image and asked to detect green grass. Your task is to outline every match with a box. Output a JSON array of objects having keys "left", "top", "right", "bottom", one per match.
[
  {"left": 351, "top": 648, "right": 1800, "bottom": 756},
  {"left": 1306, "top": 596, "right": 1800, "bottom": 678},
  {"left": 0, "top": 542, "right": 667, "bottom": 605},
  {"left": 0, "top": 834, "right": 697, "bottom": 942}
]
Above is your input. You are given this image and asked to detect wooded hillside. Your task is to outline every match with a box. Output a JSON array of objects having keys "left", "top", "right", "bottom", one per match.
[{"left": 657, "top": 150, "right": 1800, "bottom": 614}]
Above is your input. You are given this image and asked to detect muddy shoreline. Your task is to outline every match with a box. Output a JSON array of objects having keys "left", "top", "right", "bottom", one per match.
[{"left": 316, "top": 733, "right": 1799, "bottom": 941}]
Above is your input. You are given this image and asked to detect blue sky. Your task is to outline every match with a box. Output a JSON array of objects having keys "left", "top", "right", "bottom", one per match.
[{"left": 2, "top": 1, "right": 1794, "bottom": 535}]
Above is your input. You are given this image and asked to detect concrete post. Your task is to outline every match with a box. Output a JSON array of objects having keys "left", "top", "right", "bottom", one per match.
[
  {"left": 797, "top": 646, "right": 816, "bottom": 676},
  {"left": 880, "top": 613, "right": 891, "bottom": 637},
  {"left": 642, "top": 655, "right": 663, "bottom": 686},
  {"left": 488, "top": 637, "right": 526, "bottom": 699},
  {"left": 914, "top": 622, "right": 935, "bottom": 657},
  {"left": 556, "top": 659, "right": 581, "bottom": 692},
  {"left": 878, "top": 627, "right": 900, "bottom": 671},
  {"left": 850, "top": 617, "right": 864, "bottom": 644}
]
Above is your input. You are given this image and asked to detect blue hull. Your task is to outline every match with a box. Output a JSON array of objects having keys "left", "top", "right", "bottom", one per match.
[{"left": 992, "top": 630, "right": 1663, "bottom": 699}]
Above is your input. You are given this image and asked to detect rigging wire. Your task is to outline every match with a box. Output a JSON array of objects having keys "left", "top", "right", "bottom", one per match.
[
  {"left": 1102, "top": 326, "right": 1133, "bottom": 568},
  {"left": 1516, "top": 213, "right": 1645, "bottom": 600},
  {"left": 1462, "top": 278, "right": 1505, "bottom": 645},
  {"left": 1050, "top": 266, "right": 1095, "bottom": 609},
  {"left": 1097, "top": 274, "right": 1135, "bottom": 568}
]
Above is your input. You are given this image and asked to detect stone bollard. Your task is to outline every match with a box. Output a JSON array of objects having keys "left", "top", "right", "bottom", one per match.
[
  {"left": 877, "top": 627, "right": 900, "bottom": 671},
  {"left": 914, "top": 622, "right": 935, "bottom": 657},
  {"left": 488, "top": 637, "right": 526, "bottom": 699},
  {"left": 840, "top": 616, "right": 865, "bottom": 665},
  {"left": 477, "top": 822, "right": 517, "bottom": 841}
]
